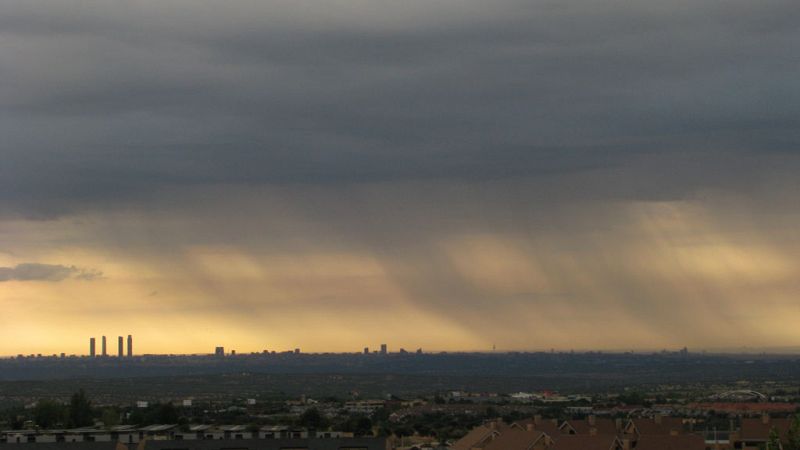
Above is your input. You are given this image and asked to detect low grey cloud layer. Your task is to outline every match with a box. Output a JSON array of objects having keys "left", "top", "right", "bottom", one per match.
[
  {"left": 0, "top": 263, "right": 102, "bottom": 282},
  {"left": 0, "top": 0, "right": 799, "bottom": 218}
]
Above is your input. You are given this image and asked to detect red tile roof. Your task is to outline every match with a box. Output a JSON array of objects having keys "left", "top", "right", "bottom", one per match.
[
  {"left": 632, "top": 435, "right": 705, "bottom": 450},
  {"left": 513, "top": 418, "right": 561, "bottom": 436},
  {"left": 452, "top": 425, "right": 499, "bottom": 450},
  {"left": 626, "top": 417, "right": 685, "bottom": 436},
  {"left": 560, "top": 418, "right": 619, "bottom": 435},
  {"left": 739, "top": 418, "right": 793, "bottom": 442},
  {"left": 481, "top": 428, "right": 547, "bottom": 450},
  {"left": 687, "top": 402, "right": 798, "bottom": 413},
  {"left": 549, "top": 434, "right": 620, "bottom": 450}
]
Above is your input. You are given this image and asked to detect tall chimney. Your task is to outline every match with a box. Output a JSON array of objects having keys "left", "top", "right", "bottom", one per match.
[
  {"left": 101, "top": 336, "right": 107, "bottom": 357},
  {"left": 118, "top": 336, "right": 123, "bottom": 357},
  {"left": 127, "top": 335, "right": 133, "bottom": 357},
  {"left": 89, "top": 337, "right": 96, "bottom": 357}
]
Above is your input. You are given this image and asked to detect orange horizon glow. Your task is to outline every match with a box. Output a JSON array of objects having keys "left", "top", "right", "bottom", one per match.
[{"left": 3, "top": 183, "right": 800, "bottom": 356}]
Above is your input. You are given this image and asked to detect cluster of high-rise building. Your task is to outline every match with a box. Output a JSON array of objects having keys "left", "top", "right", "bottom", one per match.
[
  {"left": 83, "top": 341, "right": 427, "bottom": 358},
  {"left": 362, "top": 344, "right": 422, "bottom": 355},
  {"left": 89, "top": 335, "right": 133, "bottom": 357}
]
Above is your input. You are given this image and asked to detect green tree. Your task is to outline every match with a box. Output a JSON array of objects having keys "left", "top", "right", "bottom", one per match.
[
  {"left": 68, "top": 390, "right": 94, "bottom": 428},
  {"left": 413, "top": 423, "right": 432, "bottom": 436},
  {"left": 787, "top": 414, "right": 800, "bottom": 450},
  {"left": 298, "top": 408, "right": 326, "bottom": 429},
  {"left": 354, "top": 416, "right": 373, "bottom": 436},
  {"left": 101, "top": 408, "right": 121, "bottom": 428},
  {"left": 393, "top": 426, "right": 413, "bottom": 438},
  {"left": 155, "top": 403, "right": 179, "bottom": 424},
  {"left": 34, "top": 400, "right": 66, "bottom": 429},
  {"left": 768, "top": 426, "right": 782, "bottom": 450}
]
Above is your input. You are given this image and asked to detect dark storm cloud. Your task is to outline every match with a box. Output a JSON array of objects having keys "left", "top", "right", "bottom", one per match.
[
  {"left": 1, "top": 0, "right": 799, "bottom": 218},
  {"left": 0, "top": 263, "right": 102, "bottom": 282}
]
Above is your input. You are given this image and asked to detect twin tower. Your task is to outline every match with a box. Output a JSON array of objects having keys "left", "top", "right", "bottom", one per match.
[{"left": 89, "top": 335, "right": 133, "bottom": 357}]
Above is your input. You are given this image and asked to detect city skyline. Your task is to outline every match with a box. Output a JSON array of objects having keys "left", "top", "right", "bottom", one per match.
[
  {"left": 2, "top": 0, "right": 800, "bottom": 355},
  {"left": 6, "top": 335, "right": 800, "bottom": 359}
]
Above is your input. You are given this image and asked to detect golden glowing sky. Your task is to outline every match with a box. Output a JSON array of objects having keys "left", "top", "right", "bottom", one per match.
[{"left": 2, "top": 179, "right": 800, "bottom": 356}]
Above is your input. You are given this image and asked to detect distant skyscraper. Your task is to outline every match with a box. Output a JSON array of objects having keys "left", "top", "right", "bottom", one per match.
[
  {"left": 127, "top": 335, "right": 133, "bottom": 357},
  {"left": 380, "top": 344, "right": 387, "bottom": 355},
  {"left": 101, "top": 336, "right": 107, "bottom": 357},
  {"left": 118, "top": 336, "right": 123, "bottom": 357},
  {"left": 89, "top": 337, "right": 96, "bottom": 357},
  {"left": 363, "top": 347, "right": 369, "bottom": 354},
  {"left": 215, "top": 346, "right": 224, "bottom": 357}
]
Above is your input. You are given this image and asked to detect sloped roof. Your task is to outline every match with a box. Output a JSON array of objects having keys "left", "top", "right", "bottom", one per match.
[
  {"left": 451, "top": 425, "right": 499, "bottom": 450},
  {"left": 218, "top": 425, "right": 248, "bottom": 432},
  {"left": 627, "top": 417, "right": 685, "bottom": 435},
  {"left": 633, "top": 434, "right": 705, "bottom": 450},
  {"left": 261, "top": 425, "right": 290, "bottom": 431},
  {"left": 560, "top": 418, "right": 619, "bottom": 435},
  {"left": 513, "top": 418, "right": 560, "bottom": 436},
  {"left": 550, "top": 435, "right": 620, "bottom": 450},
  {"left": 481, "top": 428, "right": 546, "bottom": 450},
  {"left": 740, "top": 418, "right": 793, "bottom": 442},
  {"left": 139, "top": 424, "right": 177, "bottom": 432}
]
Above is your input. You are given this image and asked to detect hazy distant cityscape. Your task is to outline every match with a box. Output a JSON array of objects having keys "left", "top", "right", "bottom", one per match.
[{"left": 3, "top": 347, "right": 800, "bottom": 450}]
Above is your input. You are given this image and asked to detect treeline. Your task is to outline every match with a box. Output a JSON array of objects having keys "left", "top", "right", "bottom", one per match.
[
  {"left": 0, "top": 390, "right": 184, "bottom": 430},
  {"left": 2, "top": 390, "right": 94, "bottom": 429}
]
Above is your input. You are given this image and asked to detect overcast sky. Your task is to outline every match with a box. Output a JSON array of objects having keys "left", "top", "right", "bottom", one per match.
[{"left": 1, "top": 0, "right": 800, "bottom": 355}]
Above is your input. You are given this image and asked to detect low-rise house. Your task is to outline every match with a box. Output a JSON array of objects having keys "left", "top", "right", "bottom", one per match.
[
  {"left": 481, "top": 428, "right": 550, "bottom": 450},
  {"left": 451, "top": 422, "right": 506, "bottom": 450},
  {"left": 218, "top": 425, "right": 253, "bottom": 440},
  {"left": 65, "top": 427, "right": 112, "bottom": 442},
  {"left": 110, "top": 425, "right": 140, "bottom": 444},
  {"left": 344, "top": 400, "right": 386, "bottom": 415},
  {"left": 138, "top": 424, "right": 178, "bottom": 441},
  {"left": 623, "top": 416, "right": 685, "bottom": 436},
  {"left": 700, "top": 429, "right": 732, "bottom": 450},
  {"left": 732, "top": 415, "right": 794, "bottom": 450},
  {"left": 260, "top": 426, "right": 309, "bottom": 439},
  {"left": 455, "top": 419, "right": 706, "bottom": 450},
  {"left": 0, "top": 437, "right": 387, "bottom": 450},
  {"left": 314, "top": 431, "right": 353, "bottom": 438},
  {"left": 512, "top": 417, "right": 560, "bottom": 437},
  {"left": 549, "top": 435, "right": 622, "bottom": 450},
  {"left": 174, "top": 425, "right": 212, "bottom": 440},
  {"left": 628, "top": 434, "right": 705, "bottom": 450},
  {"left": 684, "top": 402, "right": 798, "bottom": 416},
  {"left": 559, "top": 416, "right": 621, "bottom": 436},
  {"left": 3, "top": 430, "right": 38, "bottom": 444}
]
